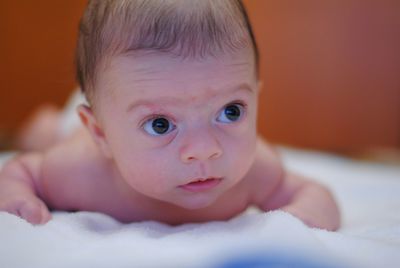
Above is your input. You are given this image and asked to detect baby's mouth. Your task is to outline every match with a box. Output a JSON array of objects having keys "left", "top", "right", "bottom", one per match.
[{"left": 179, "top": 177, "right": 222, "bottom": 193}]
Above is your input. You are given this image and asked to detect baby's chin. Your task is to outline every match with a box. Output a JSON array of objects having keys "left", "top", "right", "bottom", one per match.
[{"left": 170, "top": 195, "right": 219, "bottom": 210}]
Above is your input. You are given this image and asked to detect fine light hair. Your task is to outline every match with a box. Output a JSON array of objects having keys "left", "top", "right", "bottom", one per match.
[{"left": 76, "top": 0, "right": 259, "bottom": 105}]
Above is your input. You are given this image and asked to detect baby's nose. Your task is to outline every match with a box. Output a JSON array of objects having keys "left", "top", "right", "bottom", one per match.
[{"left": 179, "top": 129, "right": 223, "bottom": 163}]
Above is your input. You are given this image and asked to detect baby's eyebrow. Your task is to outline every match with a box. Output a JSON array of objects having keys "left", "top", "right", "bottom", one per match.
[
  {"left": 126, "top": 96, "right": 184, "bottom": 113},
  {"left": 126, "top": 83, "right": 253, "bottom": 113}
]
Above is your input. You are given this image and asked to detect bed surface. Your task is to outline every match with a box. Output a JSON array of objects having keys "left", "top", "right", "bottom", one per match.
[{"left": 0, "top": 147, "right": 399, "bottom": 268}]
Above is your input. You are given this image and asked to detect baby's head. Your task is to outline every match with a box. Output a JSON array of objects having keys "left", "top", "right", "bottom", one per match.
[
  {"left": 76, "top": 0, "right": 261, "bottom": 209},
  {"left": 76, "top": 0, "right": 258, "bottom": 105}
]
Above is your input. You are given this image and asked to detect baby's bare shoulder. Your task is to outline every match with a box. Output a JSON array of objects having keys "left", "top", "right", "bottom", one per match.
[{"left": 40, "top": 129, "right": 115, "bottom": 210}]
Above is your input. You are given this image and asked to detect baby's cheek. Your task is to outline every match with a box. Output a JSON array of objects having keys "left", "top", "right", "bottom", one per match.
[
  {"left": 126, "top": 155, "right": 174, "bottom": 191},
  {"left": 226, "top": 138, "right": 256, "bottom": 179}
]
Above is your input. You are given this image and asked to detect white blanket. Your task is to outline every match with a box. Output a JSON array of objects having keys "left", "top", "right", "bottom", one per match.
[{"left": 0, "top": 147, "right": 399, "bottom": 268}]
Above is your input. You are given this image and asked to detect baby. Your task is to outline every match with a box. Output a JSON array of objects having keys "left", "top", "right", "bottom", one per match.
[{"left": 0, "top": 0, "right": 340, "bottom": 230}]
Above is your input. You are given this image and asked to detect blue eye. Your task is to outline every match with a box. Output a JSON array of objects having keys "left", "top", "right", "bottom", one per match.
[
  {"left": 217, "top": 103, "right": 244, "bottom": 123},
  {"left": 143, "top": 117, "right": 175, "bottom": 136}
]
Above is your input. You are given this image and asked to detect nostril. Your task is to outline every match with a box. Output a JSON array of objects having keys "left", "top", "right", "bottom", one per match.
[
  {"left": 183, "top": 152, "right": 220, "bottom": 163},
  {"left": 209, "top": 150, "right": 222, "bottom": 159},
  {"left": 180, "top": 139, "right": 223, "bottom": 163}
]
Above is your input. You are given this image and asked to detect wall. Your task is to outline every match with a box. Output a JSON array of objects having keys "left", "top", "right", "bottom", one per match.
[
  {"left": 0, "top": 0, "right": 86, "bottom": 147},
  {"left": 244, "top": 0, "right": 400, "bottom": 152}
]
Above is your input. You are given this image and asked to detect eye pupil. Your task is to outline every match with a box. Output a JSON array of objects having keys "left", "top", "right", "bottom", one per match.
[
  {"left": 225, "top": 105, "right": 241, "bottom": 121},
  {"left": 152, "top": 118, "right": 170, "bottom": 134}
]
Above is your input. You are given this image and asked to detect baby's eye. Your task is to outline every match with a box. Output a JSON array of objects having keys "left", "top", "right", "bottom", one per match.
[
  {"left": 143, "top": 117, "right": 176, "bottom": 136},
  {"left": 216, "top": 103, "right": 244, "bottom": 123}
]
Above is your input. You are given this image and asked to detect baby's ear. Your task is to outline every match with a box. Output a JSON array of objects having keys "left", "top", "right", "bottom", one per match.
[{"left": 77, "top": 104, "right": 112, "bottom": 158}]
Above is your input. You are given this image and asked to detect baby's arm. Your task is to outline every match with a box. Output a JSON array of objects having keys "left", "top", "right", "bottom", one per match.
[
  {"left": 0, "top": 153, "right": 51, "bottom": 224},
  {"left": 250, "top": 139, "right": 340, "bottom": 231},
  {"left": 262, "top": 172, "right": 340, "bottom": 231}
]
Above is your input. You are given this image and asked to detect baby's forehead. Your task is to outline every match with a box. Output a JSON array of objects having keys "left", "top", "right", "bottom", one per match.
[
  {"left": 110, "top": 49, "right": 255, "bottom": 76},
  {"left": 102, "top": 51, "right": 255, "bottom": 92},
  {"left": 95, "top": 50, "right": 257, "bottom": 106}
]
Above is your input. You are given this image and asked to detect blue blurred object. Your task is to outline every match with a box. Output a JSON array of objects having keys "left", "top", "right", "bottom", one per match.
[{"left": 214, "top": 252, "right": 344, "bottom": 268}]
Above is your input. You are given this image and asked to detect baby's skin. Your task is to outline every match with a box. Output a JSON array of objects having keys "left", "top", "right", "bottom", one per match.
[{"left": 0, "top": 50, "right": 340, "bottom": 230}]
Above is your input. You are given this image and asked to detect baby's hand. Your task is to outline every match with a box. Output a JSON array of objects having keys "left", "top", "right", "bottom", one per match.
[
  {"left": 0, "top": 152, "right": 51, "bottom": 225},
  {"left": 0, "top": 191, "right": 51, "bottom": 225}
]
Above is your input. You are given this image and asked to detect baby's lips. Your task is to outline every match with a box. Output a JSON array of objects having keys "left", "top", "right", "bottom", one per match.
[
  {"left": 179, "top": 177, "right": 223, "bottom": 192},
  {"left": 184, "top": 176, "right": 222, "bottom": 184}
]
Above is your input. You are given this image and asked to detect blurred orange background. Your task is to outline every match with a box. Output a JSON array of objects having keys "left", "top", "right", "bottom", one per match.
[{"left": 0, "top": 0, "right": 399, "bottom": 154}]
